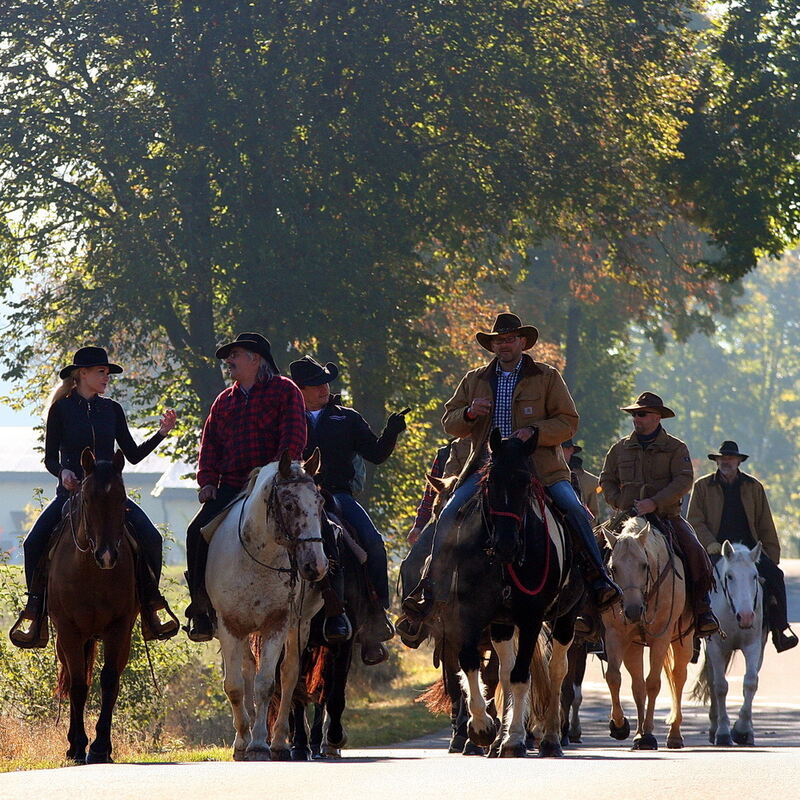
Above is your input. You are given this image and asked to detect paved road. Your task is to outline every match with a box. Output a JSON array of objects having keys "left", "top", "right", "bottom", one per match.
[{"left": 3, "top": 561, "right": 800, "bottom": 800}]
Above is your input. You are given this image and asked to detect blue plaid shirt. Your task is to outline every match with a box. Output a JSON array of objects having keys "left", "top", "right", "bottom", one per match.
[{"left": 492, "top": 359, "right": 523, "bottom": 437}]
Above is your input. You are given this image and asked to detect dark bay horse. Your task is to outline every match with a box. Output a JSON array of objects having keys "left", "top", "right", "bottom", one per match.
[
  {"left": 48, "top": 448, "right": 138, "bottom": 764},
  {"left": 439, "top": 429, "right": 583, "bottom": 757}
]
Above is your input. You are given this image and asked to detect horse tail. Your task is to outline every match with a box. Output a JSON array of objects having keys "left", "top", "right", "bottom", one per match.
[
  {"left": 527, "top": 633, "right": 550, "bottom": 725},
  {"left": 689, "top": 644, "right": 734, "bottom": 704},
  {"left": 56, "top": 640, "right": 97, "bottom": 699},
  {"left": 306, "top": 646, "right": 330, "bottom": 702},
  {"left": 417, "top": 675, "right": 452, "bottom": 715}
]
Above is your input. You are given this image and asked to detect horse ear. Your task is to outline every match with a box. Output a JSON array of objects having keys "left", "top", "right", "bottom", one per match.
[
  {"left": 112, "top": 449, "right": 125, "bottom": 473},
  {"left": 426, "top": 474, "right": 447, "bottom": 494},
  {"left": 278, "top": 449, "right": 293, "bottom": 479},
  {"left": 489, "top": 427, "right": 502, "bottom": 453},
  {"left": 721, "top": 539, "right": 734, "bottom": 559},
  {"left": 81, "top": 447, "right": 95, "bottom": 475},
  {"left": 304, "top": 447, "right": 321, "bottom": 476},
  {"left": 750, "top": 541, "right": 762, "bottom": 563},
  {"left": 602, "top": 527, "right": 618, "bottom": 548}
]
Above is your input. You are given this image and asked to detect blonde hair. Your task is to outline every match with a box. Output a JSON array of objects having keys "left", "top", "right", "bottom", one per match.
[{"left": 47, "top": 372, "right": 77, "bottom": 408}]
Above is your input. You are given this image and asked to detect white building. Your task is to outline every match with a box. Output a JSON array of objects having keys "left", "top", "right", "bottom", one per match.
[{"left": 0, "top": 427, "right": 196, "bottom": 564}]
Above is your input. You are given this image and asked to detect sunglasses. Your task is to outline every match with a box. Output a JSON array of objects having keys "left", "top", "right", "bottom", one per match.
[{"left": 632, "top": 410, "right": 656, "bottom": 417}]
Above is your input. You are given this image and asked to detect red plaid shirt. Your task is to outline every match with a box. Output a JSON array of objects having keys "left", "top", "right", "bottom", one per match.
[{"left": 197, "top": 376, "right": 307, "bottom": 490}]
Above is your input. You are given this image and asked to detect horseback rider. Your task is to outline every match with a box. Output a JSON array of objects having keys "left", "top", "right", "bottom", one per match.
[
  {"left": 401, "top": 312, "right": 621, "bottom": 625},
  {"left": 688, "top": 441, "right": 798, "bottom": 653},
  {"left": 597, "top": 391, "right": 719, "bottom": 637},
  {"left": 562, "top": 439, "right": 601, "bottom": 521},
  {"left": 183, "top": 332, "right": 342, "bottom": 642},
  {"left": 9, "top": 346, "right": 179, "bottom": 648},
  {"left": 289, "top": 355, "right": 406, "bottom": 665}
]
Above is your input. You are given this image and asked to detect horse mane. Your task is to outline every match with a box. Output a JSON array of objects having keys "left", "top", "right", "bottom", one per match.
[{"left": 619, "top": 516, "right": 650, "bottom": 540}]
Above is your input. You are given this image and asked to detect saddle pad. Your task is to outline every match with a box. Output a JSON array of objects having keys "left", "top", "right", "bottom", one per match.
[{"left": 201, "top": 496, "right": 243, "bottom": 543}]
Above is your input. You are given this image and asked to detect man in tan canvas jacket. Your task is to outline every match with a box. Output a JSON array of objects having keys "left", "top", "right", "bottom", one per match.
[
  {"left": 688, "top": 440, "right": 797, "bottom": 652},
  {"left": 402, "top": 312, "right": 621, "bottom": 622}
]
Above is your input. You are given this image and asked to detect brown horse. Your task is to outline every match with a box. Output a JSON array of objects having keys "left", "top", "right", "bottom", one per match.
[{"left": 48, "top": 448, "right": 138, "bottom": 764}]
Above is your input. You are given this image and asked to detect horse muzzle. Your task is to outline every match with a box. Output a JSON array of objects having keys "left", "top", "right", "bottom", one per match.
[
  {"left": 94, "top": 546, "right": 118, "bottom": 570},
  {"left": 624, "top": 602, "right": 644, "bottom": 623},
  {"left": 298, "top": 551, "right": 328, "bottom": 582},
  {"left": 736, "top": 611, "right": 755, "bottom": 629}
]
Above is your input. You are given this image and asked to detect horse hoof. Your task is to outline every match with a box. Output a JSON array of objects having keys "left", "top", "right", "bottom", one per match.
[
  {"left": 290, "top": 747, "right": 311, "bottom": 761},
  {"left": 708, "top": 729, "right": 716, "bottom": 745},
  {"left": 525, "top": 732, "right": 538, "bottom": 750},
  {"left": 500, "top": 742, "right": 527, "bottom": 758},
  {"left": 270, "top": 748, "right": 292, "bottom": 762},
  {"left": 449, "top": 734, "right": 468, "bottom": 754},
  {"left": 560, "top": 733, "right": 569, "bottom": 747},
  {"left": 632, "top": 733, "right": 658, "bottom": 751},
  {"left": 233, "top": 749, "right": 247, "bottom": 762},
  {"left": 244, "top": 747, "right": 271, "bottom": 762},
  {"left": 538, "top": 740, "right": 563, "bottom": 758},
  {"left": 85, "top": 749, "right": 111, "bottom": 765},
  {"left": 715, "top": 733, "right": 733, "bottom": 746},
  {"left": 569, "top": 734, "right": 582, "bottom": 744},
  {"left": 462, "top": 740, "right": 486, "bottom": 756},
  {"left": 468, "top": 722, "right": 495, "bottom": 747},
  {"left": 732, "top": 729, "right": 754, "bottom": 746},
  {"left": 667, "top": 736, "right": 684, "bottom": 750},
  {"left": 609, "top": 717, "right": 630, "bottom": 740},
  {"left": 319, "top": 745, "right": 342, "bottom": 759},
  {"left": 487, "top": 742, "right": 500, "bottom": 758}
]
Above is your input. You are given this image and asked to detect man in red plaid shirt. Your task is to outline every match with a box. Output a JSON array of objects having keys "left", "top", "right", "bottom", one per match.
[{"left": 184, "top": 332, "right": 307, "bottom": 641}]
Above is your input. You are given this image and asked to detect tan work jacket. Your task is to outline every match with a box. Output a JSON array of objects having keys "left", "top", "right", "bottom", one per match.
[
  {"left": 687, "top": 471, "right": 781, "bottom": 564},
  {"left": 442, "top": 354, "right": 577, "bottom": 487},
  {"left": 599, "top": 427, "right": 693, "bottom": 518}
]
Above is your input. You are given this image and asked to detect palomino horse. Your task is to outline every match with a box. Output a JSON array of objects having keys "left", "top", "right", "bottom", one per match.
[
  {"left": 48, "top": 448, "right": 137, "bottom": 764},
  {"left": 691, "top": 541, "right": 766, "bottom": 746},
  {"left": 601, "top": 516, "right": 693, "bottom": 750},
  {"left": 205, "top": 450, "right": 328, "bottom": 761},
  {"left": 439, "top": 429, "right": 581, "bottom": 758}
]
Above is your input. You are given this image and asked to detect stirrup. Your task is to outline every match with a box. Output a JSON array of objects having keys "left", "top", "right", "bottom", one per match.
[
  {"left": 9, "top": 595, "right": 48, "bottom": 649},
  {"left": 183, "top": 608, "right": 214, "bottom": 642},
  {"left": 141, "top": 598, "right": 180, "bottom": 642}
]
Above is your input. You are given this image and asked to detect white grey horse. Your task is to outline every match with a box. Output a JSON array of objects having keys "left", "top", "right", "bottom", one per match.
[
  {"left": 692, "top": 540, "right": 766, "bottom": 746},
  {"left": 205, "top": 451, "right": 328, "bottom": 761}
]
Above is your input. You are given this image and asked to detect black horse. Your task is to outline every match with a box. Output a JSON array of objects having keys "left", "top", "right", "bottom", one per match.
[{"left": 437, "top": 428, "right": 583, "bottom": 758}]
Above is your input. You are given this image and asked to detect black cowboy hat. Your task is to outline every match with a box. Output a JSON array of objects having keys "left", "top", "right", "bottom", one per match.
[
  {"left": 59, "top": 347, "right": 123, "bottom": 380},
  {"left": 620, "top": 391, "right": 675, "bottom": 419},
  {"left": 475, "top": 312, "right": 539, "bottom": 352},
  {"left": 289, "top": 356, "right": 339, "bottom": 387},
  {"left": 215, "top": 332, "right": 280, "bottom": 375},
  {"left": 562, "top": 438, "right": 583, "bottom": 454},
  {"left": 708, "top": 441, "right": 749, "bottom": 462}
]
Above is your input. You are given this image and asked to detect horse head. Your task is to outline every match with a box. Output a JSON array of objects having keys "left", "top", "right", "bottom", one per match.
[
  {"left": 80, "top": 447, "right": 127, "bottom": 570},
  {"left": 719, "top": 540, "right": 762, "bottom": 629},
  {"left": 605, "top": 516, "right": 654, "bottom": 623},
  {"left": 485, "top": 427, "right": 538, "bottom": 564},
  {"left": 269, "top": 450, "right": 328, "bottom": 582}
]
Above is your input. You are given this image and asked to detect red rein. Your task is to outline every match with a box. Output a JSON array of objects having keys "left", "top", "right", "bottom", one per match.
[{"left": 490, "top": 480, "right": 552, "bottom": 596}]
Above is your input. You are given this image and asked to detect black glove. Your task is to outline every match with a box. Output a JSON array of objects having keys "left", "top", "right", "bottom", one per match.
[{"left": 385, "top": 408, "right": 409, "bottom": 436}]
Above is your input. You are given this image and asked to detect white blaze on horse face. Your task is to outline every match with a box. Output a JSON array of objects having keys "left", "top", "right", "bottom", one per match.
[
  {"left": 722, "top": 547, "right": 760, "bottom": 630},
  {"left": 291, "top": 480, "right": 328, "bottom": 581}
]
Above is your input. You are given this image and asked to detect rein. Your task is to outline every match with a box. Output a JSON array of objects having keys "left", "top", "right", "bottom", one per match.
[{"left": 67, "top": 486, "right": 125, "bottom": 556}]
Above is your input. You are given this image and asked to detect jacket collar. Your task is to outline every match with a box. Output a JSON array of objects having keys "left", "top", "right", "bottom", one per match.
[
  {"left": 623, "top": 426, "right": 669, "bottom": 449},
  {"left": 709, "top": 469, "right": 756, "bottom": 486},
  {"left": 477, "top": 353, "right": 542, "bottom": 382}
]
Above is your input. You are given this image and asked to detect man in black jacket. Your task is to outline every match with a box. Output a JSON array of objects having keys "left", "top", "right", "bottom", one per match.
[{"left": 290, "top": 356, "right": 407, "bottom": 664}]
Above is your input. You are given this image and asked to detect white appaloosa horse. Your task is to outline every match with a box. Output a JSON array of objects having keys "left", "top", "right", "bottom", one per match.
[
  {"left": 205, "top": 450, "right": 328, "bottom": 761},
  {"left": 601, "top": 516, "right": 693, "bottom": 750},
  {"left": 691, "top": 541, "right": 766, "bottom": 746}
]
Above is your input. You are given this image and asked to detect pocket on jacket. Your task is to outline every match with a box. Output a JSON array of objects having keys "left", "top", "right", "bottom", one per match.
[{"left": 618, "top": 462, "right": 636, "bottom": 484}]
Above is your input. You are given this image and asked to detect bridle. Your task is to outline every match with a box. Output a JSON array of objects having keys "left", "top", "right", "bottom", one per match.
[
  {"left": 715, "top": 559, "right": 761, "bottom": 622},
  {"left": 67, "top": 480, "right": 125, "bottom": 557}
]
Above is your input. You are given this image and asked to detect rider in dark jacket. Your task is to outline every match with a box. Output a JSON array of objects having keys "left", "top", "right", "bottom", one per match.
[{"left": 290, "top": 356, "right": 407, "bottom": 665}]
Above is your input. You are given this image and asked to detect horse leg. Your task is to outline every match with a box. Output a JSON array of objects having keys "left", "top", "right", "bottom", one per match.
[
  {"left": 271, "top": 621, "right": 307, "bottom": 761},
  {"left": 218, "top": 629, "right": 252, "bottom": 760},
  {"left": 310, "top": 702, "right": 324, "bottom": 757},
  {"left": 634, "top": 639, "right": 668, "bottom": 750},
  {"left": 622, "top": 642, "right": 651, "bottom": 748},
  {"left": 665, "top": 636, "right": 692, "bottom": 749},
  {"left": 707, "top": 637, "right": 732, "bottom": 745},
  {"left": 732, "top": 638, "right": 764, "bottom": 746},
  {"left": 460, "top": 633, "right": 494, "bottom": 747},
  {"left": 443, "top": 663, "right": 468, "bottom": 753},
  {"left": 290, "top": 699, "right": 311, "bottom": 761},
  {"left": 58, "top": 633, "right": 90, "bottom": 764},
  {"left": 88, "top": 622, "right": 132, "bottom": 763},
  {"left": 539, "top": 633, "right": 571, "bottom": 758},
  {"left": 242, "top": 639, "right": 257, "bottom": 725},
  {"left": 569, "top": 644, "right": 587, "bottom": 743},
  {"left": 321, "top": 641, "right": 352, "bottom": 758},
  {"left": 604, "top": 630, "right": 630, "bottom": 741},
  {"left": 488, "top": 635, "right": 515, "bottom": 757}
]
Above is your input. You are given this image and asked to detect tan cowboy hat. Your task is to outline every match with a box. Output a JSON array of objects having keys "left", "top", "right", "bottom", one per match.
[
  {"left": 475, "top": 312, "right": 539, "bottom": 352},
  {"left": 619, "top": 391, "right": 675, "bottom": 419}
]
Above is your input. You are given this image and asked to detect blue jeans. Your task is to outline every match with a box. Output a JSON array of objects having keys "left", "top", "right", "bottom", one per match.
[{"left": 332, "top": 492, "right": 390, "bottom": 608}]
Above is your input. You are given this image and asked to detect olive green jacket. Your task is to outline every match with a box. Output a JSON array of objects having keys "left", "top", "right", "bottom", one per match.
[
  {"left": 687, "top": 471, "right": 781, "bottom": 564},
  {"left": 442, "top": 354, "right": 577, "bottom": 487},
  {"left": 599, "top": 427, "right": 694, "bottom": 518}
]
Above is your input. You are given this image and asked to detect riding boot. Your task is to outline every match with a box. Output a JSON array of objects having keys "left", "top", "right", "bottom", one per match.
[
  {"left": 184, "top": 535, "right": 214, "bottom": 642},
  {"left": 694, "top": 590, "right": 719, "bottom": 637},
  {"left": 136, "top": 557, "right": 179, "bottom": 642},
  {"left": 320, "top": 575, "right": 352, "bottom": 643},
  {"left": 767, "top": 593, "right": 798, "bottom": 652},
  {"left": 9, "top": 557, "right": 49, "bottom": 649},
  {"left": 564, "top": 509, "right": 622, "bottom": 611}
]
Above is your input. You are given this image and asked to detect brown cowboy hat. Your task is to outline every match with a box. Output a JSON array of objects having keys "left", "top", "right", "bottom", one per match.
[
  {"left": 475, "top": 312, "right": 539, "bottom": 352},
  {"left": 708, "top": 441, "right": 749, "bottom": 462},
  {"left": 619, "top": 391, "right": 675, "bottom": 419}
]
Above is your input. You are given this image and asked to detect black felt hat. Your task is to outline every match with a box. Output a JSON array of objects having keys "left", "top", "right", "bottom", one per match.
[
  {"left": 562, "top": 438, "right": 583, "bottom": 454},
  {"left": 289, "top": 356, "right": 339, "bottom": 387},
  {"left": 59, "top": 347, "right": 123, "bottom": 380},
  {"left": 708, "top": 441, "right": 749, "bottom": 462},
  {"left": 620, "top": 391, "right": 675, "bottom": 419},
  {"left": 215, "top": 332, "right": 280, "bottom": 375}
]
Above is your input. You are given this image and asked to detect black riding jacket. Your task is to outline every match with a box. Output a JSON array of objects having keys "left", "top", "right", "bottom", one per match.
[
  {"left": 302, "top": 394, "right": 399, "bottom": 494},
  {"left": 44, "top": 391, "right": 164, "bottom": 487}
]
